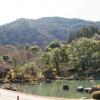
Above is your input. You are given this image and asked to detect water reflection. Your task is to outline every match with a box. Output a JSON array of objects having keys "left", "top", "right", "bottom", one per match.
[{"left": 0, "top": 80, "right": 100, "bottom": 99}]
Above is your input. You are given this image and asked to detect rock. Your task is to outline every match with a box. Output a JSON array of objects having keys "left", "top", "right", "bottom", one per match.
[
  {"left": 80, "top": 97, "right": 88, "bottom": 99},
  {"left": 67, "top": 75, "right": 74, "bottom": 80},
  {"left": 29, "top": 82, "right": 39, "bottom": 85},
  {"left": 63, "top": 84, "right": 69, "bottom": 90},
  {"left": 84, "top": 87, "right": 92, "bottom": 93},
  {"left": 2, "top": 86, "right": 16, "bottom": 91},
  {"left": 77, "top": 86, "right": 84, "bottom": 92},
  {"left": 91, "top": 85, "right": 100, "bottom": 92},
  {"left": 45, "top": 79, "right": 52, "bottom": 83},
  {"left": 92, "top": 91, "right": 100, "bottom": 99}
]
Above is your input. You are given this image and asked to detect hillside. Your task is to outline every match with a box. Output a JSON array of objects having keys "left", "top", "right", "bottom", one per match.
[{"left": 0, "top": 17, "right": 100, "bottom": 46}]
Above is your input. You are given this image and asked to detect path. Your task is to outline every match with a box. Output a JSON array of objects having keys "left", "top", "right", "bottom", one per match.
[
  {"left": 0, "top": 89, "right": 70, "bottom": 100},
  {"left": 0, "top": 89, "right": 92, "bottom": 100}
]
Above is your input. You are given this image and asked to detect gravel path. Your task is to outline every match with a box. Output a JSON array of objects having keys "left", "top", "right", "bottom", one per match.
[{"left": 0, "top": 89, "right": 92, "bottom": 100}]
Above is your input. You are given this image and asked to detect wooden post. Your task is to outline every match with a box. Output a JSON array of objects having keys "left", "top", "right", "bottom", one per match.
[{"left": 17, "top": 96, "right": 19, "bottom": 100}]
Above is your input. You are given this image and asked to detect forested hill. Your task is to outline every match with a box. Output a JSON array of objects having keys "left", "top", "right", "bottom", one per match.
[{"left": 0, "top": 17, "right": 100, "bottom": 46}]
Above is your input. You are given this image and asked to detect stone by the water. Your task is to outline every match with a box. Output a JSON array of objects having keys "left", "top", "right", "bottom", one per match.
[{"left": 63, "top": 84, "right": 69, "bottom": 90}]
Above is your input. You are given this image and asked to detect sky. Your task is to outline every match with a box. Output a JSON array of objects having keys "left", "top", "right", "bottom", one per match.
[{"left": 0, "top": 0, "right": 100, "bottom": 25}]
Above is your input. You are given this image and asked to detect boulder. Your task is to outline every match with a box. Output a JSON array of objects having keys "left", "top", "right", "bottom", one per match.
[
  {"left": 80, "top": 97, "right": 88, "bottom": 99},
  {"left": 77, "top": 86, "right": 84, "bottom": 92},
  {"left": 91, "top": 85, "right": 100, "bottom": 92},
  {"left": 45, "top": 79, "right": 52, "bottom": 83},
  {"left": 2, "top": 86, "right": 16, "bottom": 91},
  {"left": 63, "top": 84, "right": 69, "bottom": 90},
  {"left": 84, "top": 87, "right": 92, "bottom": 93},
  {"left": 92, "top": 91, "right": 100, "bottom": 99}
]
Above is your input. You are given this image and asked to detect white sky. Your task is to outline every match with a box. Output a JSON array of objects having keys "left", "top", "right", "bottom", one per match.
[{"left": 0, "top": 0, "right": 100, "bottom": 25}]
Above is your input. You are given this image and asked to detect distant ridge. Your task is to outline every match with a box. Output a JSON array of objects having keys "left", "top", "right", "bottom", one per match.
[{"left": 0, "top": 17, "right": 100, "bottom": 46}]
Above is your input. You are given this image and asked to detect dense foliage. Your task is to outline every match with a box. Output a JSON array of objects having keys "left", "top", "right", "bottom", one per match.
[
  {"left": 42, "top": 35, "right": 100, "bottom": 78},
  {"left": 0, "top": 35, "right": 99, "bottom": 83}
]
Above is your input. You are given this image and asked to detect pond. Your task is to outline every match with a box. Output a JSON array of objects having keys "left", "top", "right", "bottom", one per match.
[{"left": 0, "top": 80, "right": 100, "bottom": 99}]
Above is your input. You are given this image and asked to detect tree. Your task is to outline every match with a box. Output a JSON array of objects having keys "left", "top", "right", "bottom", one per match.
[
  {"left": 67, "top": 37, "right": 100, "bottom": 71},
  {"left": 46, "top": 41, "right": 61, "bottom": 50},
  {"left": 76, "top": 26, "right": 100, "bottom": 38},
  {"left": 51, "top": 48, "right": 61, "bottom": 75}
]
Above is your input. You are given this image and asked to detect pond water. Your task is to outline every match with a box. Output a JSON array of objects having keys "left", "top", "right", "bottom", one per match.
[{"left": 1, "top": 80, "right": 100, "bottom": 99}]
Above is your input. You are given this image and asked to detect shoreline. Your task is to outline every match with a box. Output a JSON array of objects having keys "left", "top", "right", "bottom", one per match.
[
  {"left": 0, "top": 89, "right": 92, "bottom": 100},
  {"left": 0, "top": 80, "right": 99, "bottom": 100}
]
